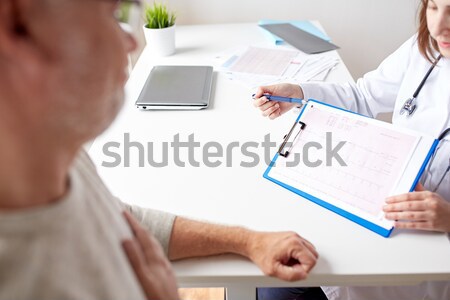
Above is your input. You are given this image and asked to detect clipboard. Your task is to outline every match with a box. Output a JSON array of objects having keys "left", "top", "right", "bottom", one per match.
[{"left": 264, "top": 100, "right": 438, "bottom": 237}]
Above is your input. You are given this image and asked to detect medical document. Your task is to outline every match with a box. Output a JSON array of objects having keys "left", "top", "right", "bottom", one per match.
[
  {"left": 265, "top": 101, "right": 437, "bottom": 236},
  {"left": 217, "top": 46, "right": 339, "bottom": 89}
]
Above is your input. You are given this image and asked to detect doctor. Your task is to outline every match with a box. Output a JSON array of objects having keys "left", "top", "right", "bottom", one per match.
[{"left": 254, "top": 0, "right": 450, "bottom": 299}]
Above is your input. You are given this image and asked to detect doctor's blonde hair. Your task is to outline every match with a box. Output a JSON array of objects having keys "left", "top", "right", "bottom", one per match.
[{"left": 418, "top": 0, "right": 440, "bottom": 62}]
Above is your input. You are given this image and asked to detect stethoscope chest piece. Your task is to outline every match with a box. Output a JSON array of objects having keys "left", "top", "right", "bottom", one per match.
[
  {"left": 400, "top": 55, "right": 441, "bottom": 118},
  {"left": 400, "top": 97, "right": 417, "bottom": 116}
]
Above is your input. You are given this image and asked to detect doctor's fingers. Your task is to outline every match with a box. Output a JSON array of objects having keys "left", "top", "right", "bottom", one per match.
[
  {"left": 253, "top": 95, "right": 270, "bottom": 108},
  {"left": 386, "top": 191, "right": 433, "bottom": 203},
  {"left": 263, "top": 104, "right": 281, "bottom": 119},
  {"left": 415, "top": 182, "right": 426, "bottom": 191},
  {"left": 384, "top": 210, "right": 431, "bottom": 222},
  {"left": 383, "top": 200, "right": 429, "bottom": 212},
  {"left": 254, "top": 85, "right": 279, "bottom": 99},
  {"left": 392, "top": 220, "right": 439, "bottom": 231}
]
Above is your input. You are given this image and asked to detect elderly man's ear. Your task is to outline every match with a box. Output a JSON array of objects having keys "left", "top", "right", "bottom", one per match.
[
  {"left": 0, "top": 0, "right": 46, "bottom": 64},
  {"left": 0, "top": 0, "right": 49, "bottom": 80}
]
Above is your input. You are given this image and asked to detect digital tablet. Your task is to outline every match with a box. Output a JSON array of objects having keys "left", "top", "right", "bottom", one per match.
[{"left": 135, "top": 65, "right": 214, "bottom": 110}]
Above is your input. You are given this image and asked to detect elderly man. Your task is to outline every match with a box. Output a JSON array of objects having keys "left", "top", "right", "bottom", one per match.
[{"left": 0, "top": 0, "right": 318, "bottom": 299}]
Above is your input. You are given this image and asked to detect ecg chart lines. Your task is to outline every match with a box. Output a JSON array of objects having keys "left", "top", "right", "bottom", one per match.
[{"left": 274, "top": 106, "right": 419, "bottom": 216}]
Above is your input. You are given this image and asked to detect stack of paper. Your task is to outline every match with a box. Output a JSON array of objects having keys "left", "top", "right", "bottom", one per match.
[
  {"left": 213, "top": 20, "right": 340, "bottom": 89},
  {"left": 218, "top": 46, "right": 339, "bottom": 89},
  {"left": 227, "top": 47, "right": 298, "bottom": 76},
  {"left": 295, "top": 56, "right": 340, "bottom": 81}
]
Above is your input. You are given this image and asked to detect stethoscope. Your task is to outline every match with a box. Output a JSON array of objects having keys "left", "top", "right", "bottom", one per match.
[
  {"left": 421, "top": 127, "right": 450, "bottom": 192},
  {"left": 400, "top": 55, "right": 442, "bottom": 116}
]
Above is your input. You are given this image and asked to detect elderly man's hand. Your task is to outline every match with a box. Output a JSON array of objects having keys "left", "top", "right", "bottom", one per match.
[
  {"left": 122, "top": 211, "right": 180, "bottom": 300},
  {"left": 247, "top": 231, "right": 318, "bottom": 281}
]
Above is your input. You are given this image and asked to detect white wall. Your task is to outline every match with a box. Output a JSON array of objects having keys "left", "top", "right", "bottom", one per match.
[{"left": 154, "top": 0, "right": 420, "bottom": 79}]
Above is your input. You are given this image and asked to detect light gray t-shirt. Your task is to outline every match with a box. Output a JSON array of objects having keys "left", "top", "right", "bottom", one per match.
[{"left": 0, "top": 151, "right": 176, "bottom": 300}]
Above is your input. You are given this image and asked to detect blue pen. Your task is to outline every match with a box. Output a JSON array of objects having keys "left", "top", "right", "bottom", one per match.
[{"left": 252, "top": 93, "right": 307, "bottom": 105}]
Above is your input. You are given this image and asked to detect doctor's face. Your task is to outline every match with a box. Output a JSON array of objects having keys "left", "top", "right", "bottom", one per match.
[{"left": 427, "top": 0, "right": 450, "bottom": 58}]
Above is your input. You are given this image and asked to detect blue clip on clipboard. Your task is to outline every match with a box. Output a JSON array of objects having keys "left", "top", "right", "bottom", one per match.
[{"left": 263, "top": 99, "right": 438, "bottom": 237}]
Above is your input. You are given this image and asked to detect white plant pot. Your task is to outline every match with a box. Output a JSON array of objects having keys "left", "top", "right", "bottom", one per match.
[{"left": 143, "top": 25, "right": 176, "bottom": 57}]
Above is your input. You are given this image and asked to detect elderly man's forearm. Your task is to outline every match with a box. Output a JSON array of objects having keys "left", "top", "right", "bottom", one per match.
[{"left": 168, "top": 217, "right": 252, "bottom": 260}]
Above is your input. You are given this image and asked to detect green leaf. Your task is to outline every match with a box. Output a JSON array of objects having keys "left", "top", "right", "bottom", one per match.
[{"left": 144, "top": 2, "right": 176, "bottom": 29}]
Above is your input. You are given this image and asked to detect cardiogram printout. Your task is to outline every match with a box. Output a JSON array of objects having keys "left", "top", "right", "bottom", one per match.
[
  {"left": 217, "top": 46, "right": 339, "bottom": 89},
  {"left": 266, "top": 101, "right": 430, "bottom": 233},
  {"left": 227, "top": 46, "right": 298, "bottom": 76}
]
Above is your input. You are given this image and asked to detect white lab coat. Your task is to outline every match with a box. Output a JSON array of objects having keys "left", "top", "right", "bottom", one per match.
[{"left": 300, "top": 35, "right": 450, "bottom": 300}]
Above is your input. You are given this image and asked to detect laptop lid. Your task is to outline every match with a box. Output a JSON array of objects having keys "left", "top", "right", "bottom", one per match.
[{"left": 136, "top": 65, "right": 214, "bottom": 110}]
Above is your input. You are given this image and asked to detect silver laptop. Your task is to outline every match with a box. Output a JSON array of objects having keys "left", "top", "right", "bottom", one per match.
[{"left": 135, "top": 65, "right": 214, "bottom": 110}]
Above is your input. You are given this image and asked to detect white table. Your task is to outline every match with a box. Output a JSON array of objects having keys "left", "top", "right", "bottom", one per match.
[{"left": 88, "top": 23, "right": 450, "bottom": 299}]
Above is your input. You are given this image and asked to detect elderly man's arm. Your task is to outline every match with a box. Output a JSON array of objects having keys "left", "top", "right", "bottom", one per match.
[
  {"left": 169, "top": 216, "right": 318, "bottom": 281},
  {"left": 122, "top": 202, "right": 176, "bottom": 255},
  {"left": 122, "top": 202, "right": 318, "bottom": 281}
]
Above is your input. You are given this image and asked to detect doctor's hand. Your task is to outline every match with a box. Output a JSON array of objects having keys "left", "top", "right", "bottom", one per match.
[
  {"left": 253, "top": 84, "right": 304, "bottom": 119},
  {"left": 122, "top": 211, "right": 180, "bottom": 300},
  {"left": 247, "top": 231, "right": 318, "bottom": 281},
  {"left": 383, "top": 183, "right": 450, "bottom": 233}
]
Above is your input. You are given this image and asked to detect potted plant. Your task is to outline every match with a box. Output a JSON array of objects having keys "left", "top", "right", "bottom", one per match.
[{"left": 143, "top": 2, "right": 177, "bottom": 56}]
